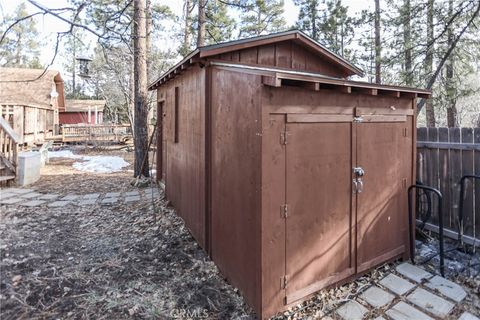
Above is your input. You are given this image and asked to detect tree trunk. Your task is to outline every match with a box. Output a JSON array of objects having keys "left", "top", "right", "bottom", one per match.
[
  {"left": 403, "top": 0, "right": 412, "bottom": 86},
  {"left": 146, "top": 0, "right": 154, "bottom": 135},
  {"left": 446, "top": 0, "right": 457, "bottom": 128},
  {"left": 184, "top": 0, "right": 192, "bottom": 53},
  {"left": 374, "top": 0, "right": 381, "bottom": 84},
  {"left": 425, "top": 0, "right": 435, "bottom": 127},
  {"left": 197, "top": 0, "right": 206, "bottom": 47},
  {"left": 133, "top": 0, "right": 149, "bottom": 177}
]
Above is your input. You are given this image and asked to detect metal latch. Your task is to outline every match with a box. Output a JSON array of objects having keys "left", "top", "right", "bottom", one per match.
[
  {"left": 353, "top": 116, "right": 364, "bottom": 123},
  {"left": 353, "top": 167, "right": 365, "bottom": 177}
]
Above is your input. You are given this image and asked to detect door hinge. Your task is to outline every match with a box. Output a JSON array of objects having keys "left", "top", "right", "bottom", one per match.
[
  {"left": 403, "top": 127, "right": 408, "bottom": 137},
  {"left": 282, "top": 204, "right": 288, "bottom": 218},
  {"left": 281, "top": 275, "right": 288, "bottom": 289},
  {"left": 280, "top": 131, "right": 288, "bottom": 145},
  {"left": 402, "top": 178, "right": 407, "bottom": 189}
]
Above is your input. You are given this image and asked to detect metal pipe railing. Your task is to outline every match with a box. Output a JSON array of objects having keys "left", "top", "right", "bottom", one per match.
[{"left": 408, "top": 184, "right": 444, "bottom": 276}]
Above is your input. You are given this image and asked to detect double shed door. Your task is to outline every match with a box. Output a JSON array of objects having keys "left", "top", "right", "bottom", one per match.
[{"left": 283, "top": 112, "right": 412, "bottom": 304}]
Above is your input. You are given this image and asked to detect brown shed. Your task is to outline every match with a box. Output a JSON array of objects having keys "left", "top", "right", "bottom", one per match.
[{"left": 149, "top": 30, "right": 431, "bottom": 319}]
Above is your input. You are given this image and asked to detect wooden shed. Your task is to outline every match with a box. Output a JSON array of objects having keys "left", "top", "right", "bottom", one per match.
[
  {"left": 149, "top": 30, "right": 431, "bottom": 319},
  {"left": 60, "top": 99, "right": 105, "bottom": 125},
  {"left": 0, "top": 68, "right": 64, "bottom": 144}
]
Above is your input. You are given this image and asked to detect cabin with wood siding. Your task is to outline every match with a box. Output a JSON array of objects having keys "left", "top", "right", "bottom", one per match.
[
  {"left": 60, "top": 99, "right": 105, "bottom": 125},
  {"left": 0, "top": 67, "right": 64, "bottom": 145},
  {"left": 149, "top": 30, "right": 431, "bottom": 319}
]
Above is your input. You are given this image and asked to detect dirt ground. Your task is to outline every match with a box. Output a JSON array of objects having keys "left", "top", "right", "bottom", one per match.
[
  {"left": 1, "top": 148, "right": 251, "bottom": 320},
  {"left": 1, "top": 147, "right": 479, "bottom": 319}
]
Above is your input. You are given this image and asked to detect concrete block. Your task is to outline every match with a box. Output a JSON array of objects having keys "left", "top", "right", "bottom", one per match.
[
  {"left": 0, "top": 192, "right": 16, "bottom": 200},
  {"left": 101, "top": 197, "right": 118, "bottom": 204},
  {"left": 83, "top": 193, "right": 100, "bottom": 199},
  {"left": 125, "top": 195, "right": 141, "bottom": 202},
  {"left": 360, "top": 286, "right": 394, "bottom": 308},
  {"left": 386, "top": 302, "right": 434, "bottom": 320},
  {"left": 19, "top": 192, "right": 42, "bottom": 199},
  {"left": 459, "top": 312, "right": 480, "bottom": 320},
  {"left": 77, "top": 199, "right": 97, "bottom": 206},
  {"left": 17, "top": 152, "right": 41, "bottom": 186},
  {"left": 0, "top": 197, "right": 23, "bottom": 204},
  {"left": 336, "top": 300, "right": 368, "bottom": 320},
  {"left": 3, "top": 188, "right": 34, "bottom": 194},
  {"left": 426, "top": 275, "right": 467, "bottom": 302},
  {"left": 61, "top": 194, "right": 80, "bottom": 201},
  {"left": 125, "top": 191, "right": 140, "bottom": 196},
  {"left": 48, "top": 201, "right": 71, "bottom": 207},
  {"left": 407, "top": 288, "right": 454, "bottom": 317},
  {"left": 396, "top": 263, "right": 432, "bottom": 283},
  {"left": 20, "top": 200, "right": 46, "bottom": 207},
  {"left": 379, "top": 273, "right": 416, "bottom": 295},
  {"left": 105, "top": 192, "right": 120, "bottom": 197},
  {"left": 38, "top": 194, "right": 59, "bottom": 200}
]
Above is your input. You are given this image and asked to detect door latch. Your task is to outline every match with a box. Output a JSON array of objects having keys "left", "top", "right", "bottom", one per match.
[{"left": 353, "top": 167, "right": 365, "bottom": 177}]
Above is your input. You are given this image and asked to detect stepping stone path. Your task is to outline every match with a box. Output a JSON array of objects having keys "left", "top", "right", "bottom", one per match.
[
  {"left": 0, "top": 187, "right": 161, "bottom": 207},
  {"left": 335, "top": 262, "right": 477, "bottom": 320}
]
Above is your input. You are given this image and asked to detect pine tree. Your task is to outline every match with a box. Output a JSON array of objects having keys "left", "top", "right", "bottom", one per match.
[
  {"left": 319, "top": 0, "right": 355, "bottom": 58},
  {"left": 294, "top": 0, "right": 321, "bottom": 40},
  {"left": 0, "top": 3, "right": 42, "bottom": 68},
  {"left": 205, "top": 0, "right": 236, "bottom": 44},
  {"left": 239, "top": 0, "right": 287, "bottom": 37}
]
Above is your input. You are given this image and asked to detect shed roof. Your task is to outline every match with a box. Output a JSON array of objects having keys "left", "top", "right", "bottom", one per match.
[
  {"left": 149, "top": 30, "right": 364, "bottom": 90},
  {"left": 64, "top": 99, "right": 106, "bottom": 112},
  {"left": 0, "top": 67, "right": 64, "bottom": 108}
]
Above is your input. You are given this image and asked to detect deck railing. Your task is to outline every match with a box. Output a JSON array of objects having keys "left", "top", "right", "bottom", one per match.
[
  {"left": 0, "top": 116, "right": 20, "bottom": 179},
  {"left": 61, "top": 124, "right": 132, "bottom": 142}
]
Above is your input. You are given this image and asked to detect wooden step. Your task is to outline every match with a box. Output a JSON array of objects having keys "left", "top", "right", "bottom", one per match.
[
  {"left": 0, "top": 165, "right": 6, "bottom": 170},
  {"left": 0, "top": 175, "right": 15, "bottom": 182}
]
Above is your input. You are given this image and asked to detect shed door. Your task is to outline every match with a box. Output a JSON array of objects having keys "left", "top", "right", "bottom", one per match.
[
  {"left": 285, "top": 118, "right": 354, "bottom": 304},
  {"left": 355, "top": 120, "right": 412, "bottom": 273}
]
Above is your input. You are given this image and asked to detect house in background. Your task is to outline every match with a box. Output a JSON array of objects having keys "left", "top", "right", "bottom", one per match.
[
  {"left": 0, "top": 67, "right": 64, "bottom": 145},
  {"left": 59, "top": 99, "right": 105, "bottom": 125}
]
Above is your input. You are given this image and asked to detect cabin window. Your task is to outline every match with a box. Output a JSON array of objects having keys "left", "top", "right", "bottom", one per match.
[{"left": 174, "top": 87, "right": 179, "bottom": 143}]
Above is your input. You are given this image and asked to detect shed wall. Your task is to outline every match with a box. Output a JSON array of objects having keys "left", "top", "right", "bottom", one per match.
[
  {"left": 158, "top": 66, "right": 206, "bottom": 247},
  {"left": 210, "top": 68, "right": 263, "bottom": 311},
  {"left": 212, "top": 40, "right": 349, "bottom": 78}
]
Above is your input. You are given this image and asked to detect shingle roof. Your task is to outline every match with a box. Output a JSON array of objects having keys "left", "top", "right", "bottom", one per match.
[
  {"left": 64, "top": 99, "right": 106, "bottom": 112},
  {"left": 0, "top": 67, "right": 63, "bottom": 108}
]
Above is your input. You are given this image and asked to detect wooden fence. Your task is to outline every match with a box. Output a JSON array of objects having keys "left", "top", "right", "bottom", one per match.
[
  {"left": 61, "top": 124, "right": 132, "bottom": 143},
  {"left": 416, "top": 127, "right": 480, "bottom": 246}
]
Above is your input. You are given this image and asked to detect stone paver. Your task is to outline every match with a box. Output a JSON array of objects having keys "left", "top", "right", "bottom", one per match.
[
  {"left": 379, "top": 273, "right": 416, "bottom": 295},
  {"left": 386, "top": 301, "right": 434, "bottom": 320},
  {"left": 458, "top": 312, "right": 480, "bottom": 320},
  {"left": 61, "top": 194, "right": 80, "bottom": 201},
  {"left": 83, "top": 193, "right": 100, "bottom": 199},
  {"left": 38, "top": 194, "right": 60, "bottom": 200},
  {"left": 105, "top": 192, "right": 121, "bottom": 197},
  {"left": 125, "top": 191, "right": 140, "bottom": 196},
  {"left": 360, "top": 286, "right": 394, "bottom": 308},
  {"left": 125, "top": 195, "right": 141, "bottom": 202},
  {"left": 101, "top": 197, "right": 119, "bottom": 204},
  {"left": 5, "top": 188, "right": 33, "bottom": 194},
  {"left": 48, "top": 201, "right": 71, "bottom": 207},
  {"left": 396, "top": 263, "right": 432, "bottom": 283},
  {"left": 19, "top": 192, "right": 42, "bottom": 199},
  {"left": 0, "top": 197, "right": 23, "bottom": 204},
  {"left": 20, "top": 200, "right": 46, "bottom": 207},
  {"left": 407, "top": 287, "right": 454, "bottom": 318},
  {"left": 0, "top": 192, "right": 16, "bottom": 200},
  {"left": 77, "top": 199, "right": 98, "bottom": 206},
  {"left": 426, "top": 275, "right": 467, "bottom": 302},
  {"left": 336, "top": 300, "right": 368, "bottom": 320}
]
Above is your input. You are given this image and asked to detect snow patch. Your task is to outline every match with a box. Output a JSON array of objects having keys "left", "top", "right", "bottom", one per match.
[
  {"left": 48, "top": 150, "right": 129, "bottom": 173},
  {"left": 48, "top": 150, "right": 82, "bottom": 159}
]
